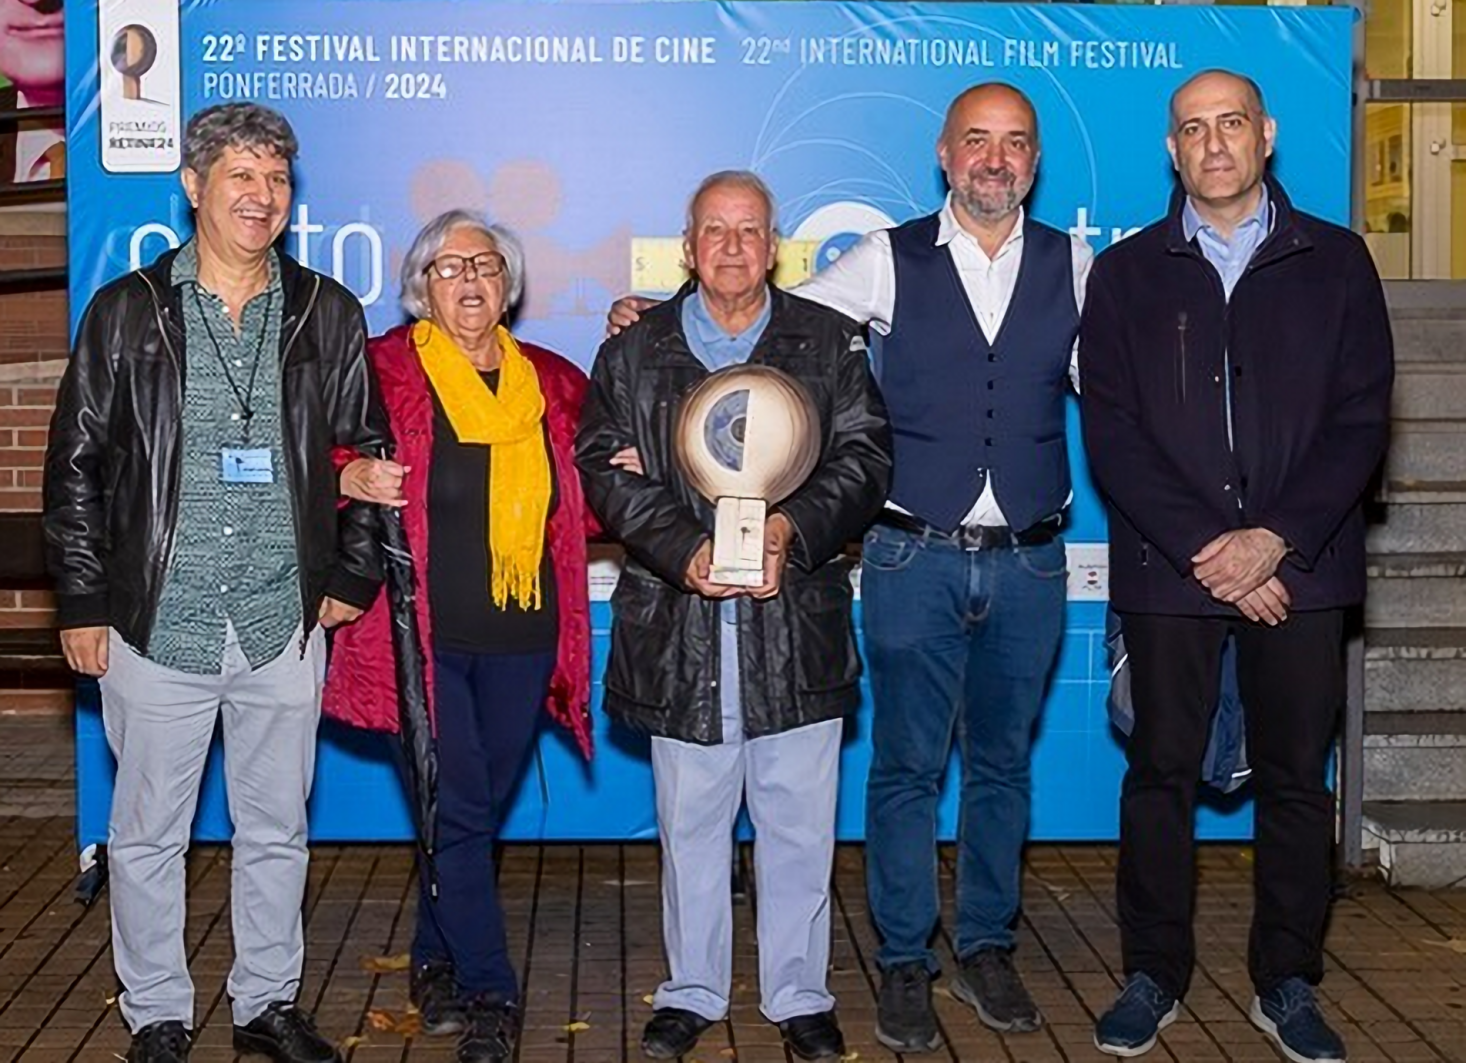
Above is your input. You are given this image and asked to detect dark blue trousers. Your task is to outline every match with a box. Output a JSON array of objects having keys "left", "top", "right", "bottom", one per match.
[{"left": 412, "top": 649, "right": 554, "bottom": 1000}]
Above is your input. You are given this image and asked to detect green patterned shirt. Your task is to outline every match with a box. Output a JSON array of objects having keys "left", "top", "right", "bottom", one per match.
[{"left": 149, "top": 241, "right": 302, "bottom": 674}]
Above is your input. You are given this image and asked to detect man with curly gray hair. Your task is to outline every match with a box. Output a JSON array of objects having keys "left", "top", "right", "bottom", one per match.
[{"left": 44, "top": 102, "right": 388, "bottom": 1063}]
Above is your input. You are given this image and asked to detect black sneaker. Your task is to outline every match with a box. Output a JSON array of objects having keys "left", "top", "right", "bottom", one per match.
[
  {"left": 127, "top": 1021, "right": 192, "bottom": 1062},
  {"left": 876, "top": 961, "right": 941, "bottom": 1054},
  {"left": 410, "top": 960, "right": 467, "bottom": 1036},
  {"left": 950, "top": 947, "right": 1044, "bottom": 1033},
  {"left": 1250, "top": 978, "right": 1347, "bottom": 1063},
  {"left": 232, "top": 1002, "right": 340, "bottom": 1062},
  {"left": 456, "top": 995, "right": 520, "bottom": 1063},
  {"left": 1095, "top": 973, "right": 1180, "bottom": 1057}
]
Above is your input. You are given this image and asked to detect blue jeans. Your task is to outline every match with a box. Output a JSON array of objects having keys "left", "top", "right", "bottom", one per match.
[
  {"left": 861, "top": 525, "right": 1066, "bottom": 969},
  {"left": 412, "top": 649, "right": 555, "bottom": 1000}
]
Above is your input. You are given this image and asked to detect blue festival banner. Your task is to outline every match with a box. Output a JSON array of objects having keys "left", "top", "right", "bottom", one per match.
[{"left": 65, "top": 0, "right": 1353, "bottom": 848}]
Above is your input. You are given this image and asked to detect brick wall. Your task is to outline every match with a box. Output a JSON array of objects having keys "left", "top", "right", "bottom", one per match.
[{"left": 0, "top": 210, "right": 68, "bottom": 687}]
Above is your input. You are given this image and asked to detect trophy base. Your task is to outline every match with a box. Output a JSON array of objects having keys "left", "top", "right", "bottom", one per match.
[{"left": 710, "top": 497, "right": 767, "bottom": 587}]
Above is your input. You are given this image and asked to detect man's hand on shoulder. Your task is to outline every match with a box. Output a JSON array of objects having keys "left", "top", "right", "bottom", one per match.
[{"left": 606, "top": 295, "right": 659, "bottom": 338}]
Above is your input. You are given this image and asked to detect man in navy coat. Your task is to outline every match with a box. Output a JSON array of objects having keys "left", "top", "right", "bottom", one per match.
[{"left": 1080, "top": 70, "right": 1393, "bottom": 1063}]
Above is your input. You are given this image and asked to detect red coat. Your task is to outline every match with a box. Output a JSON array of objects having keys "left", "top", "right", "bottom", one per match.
[{"left": 322, "top": 324, "right": 595, "bottom": 758}]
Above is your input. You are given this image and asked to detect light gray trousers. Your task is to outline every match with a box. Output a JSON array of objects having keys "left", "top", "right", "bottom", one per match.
[
  {"left": 650, "top": 716, "right": 842, "bottom": 1024},
  {"left": 99, "top": 623, "right": 325, "bottom": 1030}
]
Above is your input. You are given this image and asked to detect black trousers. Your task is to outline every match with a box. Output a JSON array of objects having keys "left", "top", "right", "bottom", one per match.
[{"left": 1116, "top": 608, "right": 1345, "bottom": 998}]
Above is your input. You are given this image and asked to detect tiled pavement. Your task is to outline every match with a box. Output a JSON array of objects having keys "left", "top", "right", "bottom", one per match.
[{"left": 2, "top": 715, "right": 1466, "bottom": 1062}]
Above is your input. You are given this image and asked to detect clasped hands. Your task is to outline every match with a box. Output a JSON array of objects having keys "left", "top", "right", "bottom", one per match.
[
  {"left": 611, "top": 446, "right": 794, "bottom": 601},
  {"left": 1191, "top": 527, "right": 1290, "bottom": 625}
]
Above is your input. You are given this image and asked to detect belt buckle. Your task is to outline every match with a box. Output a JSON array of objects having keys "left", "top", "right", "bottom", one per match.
[{"left": 958, "top": 526, "right": 986, "bottom": 552}]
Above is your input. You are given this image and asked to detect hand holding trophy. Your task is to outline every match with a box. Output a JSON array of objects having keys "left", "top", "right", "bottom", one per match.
[{"left": 673, "top": 364, "right": 820, "bottom": 587}]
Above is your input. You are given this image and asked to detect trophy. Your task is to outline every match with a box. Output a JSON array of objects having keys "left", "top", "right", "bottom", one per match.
[{"left": 673, "top": 365, "right": 820, "bottom": 586}]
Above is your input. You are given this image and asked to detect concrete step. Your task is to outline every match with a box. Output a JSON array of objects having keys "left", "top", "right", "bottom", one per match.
[
  {"left": 1390, "top": 316, "right": 1466, "bottom": 363},
  {"left": 1366, "top": 502, "right": 1466, "bottom": 553},
  {"left": 1385, "top": 422, "right": 1466, "bottom": 487},
  {"left": 1364, "top": 737, "right": 1466, "bottom": 803},
  {"left": 1366, "top": 650, "right": 1466, "bottom": 712},
  {"left": 1364, "top": 553, "right": 1466, "bottom": 628},
  {"left": 1363, "top": 801, "right": 1466, "bottom": 887},
  {"left": 1366, "top": 626, "right": 1466, "bottom": 660},
  {"left": 1386, "top": 283, "right": 1466, "bottom": 365},
  {"left": 1383, "top": 481, "right": 1466, "bottom": 504},
  {"left": 1394, "top": 364, "right": 1466, "bottom": 420}
]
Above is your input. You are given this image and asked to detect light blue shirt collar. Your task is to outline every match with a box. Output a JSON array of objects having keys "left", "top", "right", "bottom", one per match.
[
  {"left": 1181, "top": 184, "right": 1271, "bottom": 246},
  {"left": 681, "top": 287, "right": 773, "bottom": 371},
  {"left": 1182, "top": 185, "right": 1272, "bottom": 300}
]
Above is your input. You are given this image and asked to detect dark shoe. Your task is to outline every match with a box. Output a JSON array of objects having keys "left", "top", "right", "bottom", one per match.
[
  {"left": 641, "top": 1007, "right": 714, "bottom": 1060},
  {"left": 411, "top": 960, "right": 467, "bottom": 1036},
  {"left": 876, "top": 961, "right": 941, "bottom": 1053},
  {"left": 456, "top": 995, "right": 520, "bottom": 1063},
  {"left": 950, "top": 946, "right": 1044, "bottom": 1033},
  {"left": 127, "top": 1021, "right": 192, "bottom": 1063},
  {"left": 1095, "top": 973, "right": 1180, "bottom": 1057},
  {"left": 1251, "top": 978, "right": 1347, "bottom": 1063},
  {"left": 779, "top": 1010, "right": 846, "bottom": 1061},
  {"left": 233, "top": 1002, "right": 340, "bottom": 1062}
]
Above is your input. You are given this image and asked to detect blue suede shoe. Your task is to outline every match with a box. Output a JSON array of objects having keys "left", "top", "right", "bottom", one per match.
[
  {"left": 1250, "top": 978, "right": 1346, "bottom": 1063},
  {"left": 1094, "top": 973, "right": 1180, "bottom": 1057}
]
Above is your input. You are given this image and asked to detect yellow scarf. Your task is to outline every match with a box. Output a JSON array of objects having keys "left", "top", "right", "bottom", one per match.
[{"left": 414, "top": 320, "right": 550, "bottom": 611}]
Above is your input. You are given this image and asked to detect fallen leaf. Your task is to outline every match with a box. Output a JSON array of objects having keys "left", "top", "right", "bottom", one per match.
[
  {"left": 360, "top": 953, "right": 412, "bottom": 973},
  {"left": 104, "top": 995, "right": 117, "bottom": 1007},
  {"left": 841, "top": 1053, "right": 861, "bottom": 1062},
  {"left": 366, "top": 1010, "right": 397, "bottom": 1032},
  {"left": 339, "top": 1036, "right": 366, "bottom": 1050},
  {"left": 643, "top": 994, "right": 656, "bottom": 1005},
  {"left": 1422, "top": 938, "right": 1466, "bottom": 954},
  {"left": 564, "top": 1021, "right": 591, "bottom": 1032},
  {"left": 720, "top": 1049, "right": 737, "bottom": 1058}
]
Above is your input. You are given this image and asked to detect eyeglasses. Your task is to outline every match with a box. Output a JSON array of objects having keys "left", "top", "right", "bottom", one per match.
[{"left": 424, "top": 251, "right": 506, "bottom": 281}]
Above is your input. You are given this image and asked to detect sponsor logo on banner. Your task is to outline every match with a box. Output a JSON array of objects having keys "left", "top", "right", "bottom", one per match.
[{"left": 99, "top": 0, "right": 181, "bottom": 173}]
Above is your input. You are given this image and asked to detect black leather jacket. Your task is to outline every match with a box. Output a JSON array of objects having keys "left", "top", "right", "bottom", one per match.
[
  {"left": 43, "top": 246, "right": 390, "bottom": 650},
  {"left": 576, "top": 284, "right": 892, "bottom": 744}
]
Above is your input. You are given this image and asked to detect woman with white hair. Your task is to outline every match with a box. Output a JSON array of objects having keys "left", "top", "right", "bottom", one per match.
[{"left": 322, "top": 210, "right": 595, "bottom": 1063}]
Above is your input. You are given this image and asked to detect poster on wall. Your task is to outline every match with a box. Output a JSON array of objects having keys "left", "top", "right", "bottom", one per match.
[
  {"left": 63, "top": 0, "right": 1354, "bottom": 844},
  {"left": 0, "top": 0, "right": 65, "bottom": 185}
]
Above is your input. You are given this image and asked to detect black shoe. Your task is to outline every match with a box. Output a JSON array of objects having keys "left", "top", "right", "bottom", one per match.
[
  {"left": 411, "top": 960, "right": 467, "bottom": 1036},
  {"left": 779, "top": 1010, "right": 846, "bottom": 1061},
  {"left": 127, "top": 1021, "right": 192, "bottom": 1063},
  {"left": 456, "top": 995, "right": 520, "bottom": 1063},
  {"left": 233, "top": 1002, "right": 340, "bottom": 1062},
  {"left": 876, "top": 961, "right": 941, "bottom": 1053},
  {"left": 950, "top": 947, "right": 1044, "bottom": 1033},
  {"left": 641, "top": 1007, "right": 714, "bottom": 1059}
]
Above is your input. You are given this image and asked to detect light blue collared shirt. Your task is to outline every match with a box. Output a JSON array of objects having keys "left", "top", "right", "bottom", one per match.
[
  {"left": 680, "top": 288, "right": 773, "bottom": 743},
  {"left": 1182, "top": 185, "right": 1272, "bottom": 301}
]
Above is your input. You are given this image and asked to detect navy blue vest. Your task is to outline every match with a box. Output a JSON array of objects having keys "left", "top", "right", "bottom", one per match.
[{"left": 880, "top": 212, "right": 1078, "bottom": 532}]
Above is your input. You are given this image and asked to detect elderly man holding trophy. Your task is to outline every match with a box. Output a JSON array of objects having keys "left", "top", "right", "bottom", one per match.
[{"left": 576, "top": 170, "right": 892, "bottom": 1062}]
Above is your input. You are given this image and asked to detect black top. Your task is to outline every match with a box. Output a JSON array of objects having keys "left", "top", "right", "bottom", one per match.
[
  {"left": 428, "top": 369, "right": 559, "bottom": 656},
  {"left": 1079, "top": 177, "right": 1394, "bottom": 616}
]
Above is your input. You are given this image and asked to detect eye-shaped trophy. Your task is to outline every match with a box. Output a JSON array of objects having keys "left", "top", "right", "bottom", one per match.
[{"left": 673, "top": 365, "right": 821, "bottom": 586}]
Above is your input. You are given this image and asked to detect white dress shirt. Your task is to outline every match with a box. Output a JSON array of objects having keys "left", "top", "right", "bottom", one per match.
[{"left": 796, "top": 195, "right": 1093, "bottom": 528}]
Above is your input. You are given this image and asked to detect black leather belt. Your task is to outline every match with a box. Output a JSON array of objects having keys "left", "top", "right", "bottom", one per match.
[{"left": 875, "top": 510, "right": 1060, "bottom": 550}]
